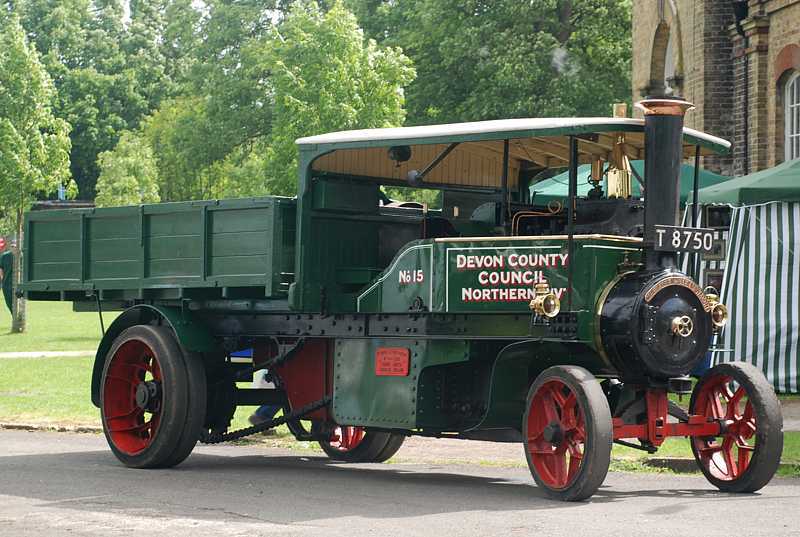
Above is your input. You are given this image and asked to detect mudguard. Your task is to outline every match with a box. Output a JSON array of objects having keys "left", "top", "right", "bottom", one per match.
[
  {"left": 90, "top": 304, "right": 217, "bottom": 407},
  {"left": 472, "top": 340, "right": 615, "bottom": 431}
]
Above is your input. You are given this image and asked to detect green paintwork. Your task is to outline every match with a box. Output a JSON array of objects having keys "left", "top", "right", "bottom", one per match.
[
  {"left": 358, "top": 236, "right": 639, "bottom": 320},
  {"left": 22, "top": 197, "right": 296, "bottom": 300},
  {"left": 90, "top": 303, "right": 216, "bottom": 406},
  {"left": 476, "top": 340, "right": 616, "bottom": 430},
  {"left": 333, "top": 339, "right": 419, "bottom": 428},
  {"left": 313, "top": 177, "right": 379, "bottom": 213},
  {"left": 293, "top": 121, "right": 729, "bottom": 312},
  {"left": 22, "top": 118, "right": 719, "bottom": 433},
  {"left": 333, "top": 338, "right": 469, "bottom": 429},
  {"left": 342, "top": 237, "right": 639, "bottom": 431},
  {"left": 356, "top": 240, "right": 432, "bottom": 313}
]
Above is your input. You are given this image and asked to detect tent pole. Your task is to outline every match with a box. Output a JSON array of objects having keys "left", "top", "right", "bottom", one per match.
[
  {"left": 692, "top": 145, "right": 701, "bottom": 280},
  {"left": 693, "top": 145, "right": 701, "bottom": 227}
]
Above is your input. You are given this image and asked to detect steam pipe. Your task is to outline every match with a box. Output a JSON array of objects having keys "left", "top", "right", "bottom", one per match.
[
  {"left": 567, "top": 136, "right": 578, "bottom": 311},
  {"left": 636, "top": 97, "right": 695, "bottom": 270},
  {"left": 501, "top": 139, "right": 510, "bottom": 229}
]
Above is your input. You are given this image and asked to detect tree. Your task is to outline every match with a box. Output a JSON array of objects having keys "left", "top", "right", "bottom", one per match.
[
  {"left": 95, "top": 132, "right": 160, "bottom": 207},
  {"left": 0, "top": 13, "right": 72, "bottom": 332},
  {"left": 177, "top": 0, "right": 414, "bottom": 198},
  {"left": 16, "top": 0, "right": 135, "bottom": 198},
  {"left": 16, "top": 0, "right": 200, "bottom": 199},
  {"left": 346, "top": 0, "right": 632, "bottom": 124},
  {"left": 144, "top": 0, "right": 414, "bottom": 200},
  {"left": 259, "top": 1, "right": 415, "bottom": 194},
  {"left": 142, "top": 96, "right": 230, "bottom": 201}
]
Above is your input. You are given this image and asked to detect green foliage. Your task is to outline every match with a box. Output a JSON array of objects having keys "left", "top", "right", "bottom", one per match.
[
  {"left": 15, "top": 0, "right": 196, "bottom": 199},
  {"left": 0, "top": 13, "right": 72, "bottom": 217},
  {"left": 258, "top": 1, "right": 415, "bottom": 194},
  {"left": 142, "top": 96, "right": 231, "bottom": 201},
  {"left": 6, "top": 0, "right": 632, "bottom": 205},
  {"left": 347, "top": 0, "right": 632, "bottom": 124},
  {"left": 382, "top": 187, "right": 442, "bottom": 209},
  {"left": 95, "top": 132, "right": 160, "bottom": 207},
  {"left": 145, "top": 0, "right": 414, "bottom": 201}
]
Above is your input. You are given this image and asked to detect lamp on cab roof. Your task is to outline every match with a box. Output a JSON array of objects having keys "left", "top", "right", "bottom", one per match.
[{"left": 387, "top": 145, "right": 412, "bottom": 165}]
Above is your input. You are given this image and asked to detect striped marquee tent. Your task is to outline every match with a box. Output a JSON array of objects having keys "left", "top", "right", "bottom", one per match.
[{"left": 696, "top": 159, "right": 800, "bottom": 393}]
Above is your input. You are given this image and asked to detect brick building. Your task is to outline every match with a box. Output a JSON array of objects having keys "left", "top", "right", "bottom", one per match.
[{"left": 632, "top": 0, "right": 800, "bottom": 176}]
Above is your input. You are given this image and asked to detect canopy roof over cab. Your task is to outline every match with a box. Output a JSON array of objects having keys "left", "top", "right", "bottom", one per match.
[{"left": 297, "top": 117, "right": 731, "bottom": 191}]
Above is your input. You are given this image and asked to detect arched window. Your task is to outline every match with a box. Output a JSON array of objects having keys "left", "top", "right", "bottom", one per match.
[
  {"left": 664, "top": 32, "right": 676, "bottom": 92},
  {"left": 787, "top": 72, "right": 800, "bottom": 161},
  {"left": 647, "top": 13, "right": 683, "bottom": 97}
]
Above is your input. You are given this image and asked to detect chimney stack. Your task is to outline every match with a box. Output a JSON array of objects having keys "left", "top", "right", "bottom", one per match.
[{"left": 635, "top": 97, "right": 695, "bottom": 270}]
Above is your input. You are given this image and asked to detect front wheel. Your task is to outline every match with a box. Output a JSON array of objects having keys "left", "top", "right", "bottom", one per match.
[
  {"left": 523, "top": 366, "right": 612, "bottom": 501},
  {"left": 690, "top": 362, "right": 783, "bottom": 492},
  {"left": 100, "top": 325, "right": 206, "bottom": 468},
  {"left": 317, "top": 425, "right": 405, "bottom": 463}
]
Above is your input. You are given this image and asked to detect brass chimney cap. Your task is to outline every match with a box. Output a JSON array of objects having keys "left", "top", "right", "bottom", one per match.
[{"left": 635, "top": 98, "right": 695, "bottom": 117}]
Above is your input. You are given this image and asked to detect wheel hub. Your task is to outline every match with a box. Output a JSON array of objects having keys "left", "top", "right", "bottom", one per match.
[
  {"left": 542, "top": 420, "right": 564, "bottom": 445},
  {"left": 135, "top": 380, "right": 162, "bottom": 413}
]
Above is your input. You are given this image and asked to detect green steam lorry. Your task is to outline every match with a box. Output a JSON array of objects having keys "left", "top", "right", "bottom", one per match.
[{"left": 21, "top": 97, "right": 783, "bottom": 501}]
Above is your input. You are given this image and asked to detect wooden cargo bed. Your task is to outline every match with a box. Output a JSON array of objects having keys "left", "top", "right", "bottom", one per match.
[{"left": 21, "top": 197, "right": 296, "bottom": 302}]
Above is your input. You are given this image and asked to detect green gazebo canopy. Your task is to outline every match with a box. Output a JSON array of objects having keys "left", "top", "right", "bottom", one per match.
[
  {"left": 531, "top": 161, "right": 729, "bottom": 207},
  {"left": 695, "top": 158, "right": 800, "bottom": 205}
]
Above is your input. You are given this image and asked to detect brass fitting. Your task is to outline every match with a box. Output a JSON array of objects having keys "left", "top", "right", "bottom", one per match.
[
  {"left": 705, "top": 293, "right": 729, "bottom": 329},
  {"left": 671, "top": 315, "right": 694, "bottom": 337},
  {"left": 529, "top": 282, "right": 561, "bottom": 318}
]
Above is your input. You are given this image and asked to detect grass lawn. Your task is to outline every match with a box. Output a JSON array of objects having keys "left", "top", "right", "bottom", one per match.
[
  {"left": 0, "top": 300, "right": 116, "bottom": 353},
  {"left": 0, "top": 355, "right": 289, "bottom": 434}
]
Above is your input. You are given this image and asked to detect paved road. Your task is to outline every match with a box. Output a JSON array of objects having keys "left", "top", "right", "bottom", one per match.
[{"left": 0, "top": 430, "right": 797, "bottom": 537}]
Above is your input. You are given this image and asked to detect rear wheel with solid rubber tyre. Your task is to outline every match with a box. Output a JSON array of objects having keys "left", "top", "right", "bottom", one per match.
[
  {"left": 372, "top": 432, "right": 405, "bottom": 463},
  {"left": 317, "top": 425, "right": 405, "bottom": 463},
  {"left": 690, "top": 361, "right": 783, "bottom": 493},
  {"left": 523, "top": 365, "right": 612, "bottom": 501},
  {"left": 100, "top": 324, "right": 206, "bottom": 469}
]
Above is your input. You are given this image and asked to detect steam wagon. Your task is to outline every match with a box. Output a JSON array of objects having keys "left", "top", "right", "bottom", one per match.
[{"left": 20, "top": 97, "right": 783, "bottom": 501}]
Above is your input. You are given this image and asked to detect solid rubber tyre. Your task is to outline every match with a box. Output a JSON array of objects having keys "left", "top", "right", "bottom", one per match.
[
  {"left": 158, "top": 348, "right": 207, "bottom": 468},
  {"left": 100, "top": 325, "right": 204, "bottom": 469},
  {"left": 689, "top": 361, "right": 783, "bottom": 493},
  {"left": 522, "top": 365, "right": 612, "bottom": 501},
  {"left": 372, "top": 433, "right": 406, "bottom": 463},
  {"left": 318, "top": 425, "right": 397, "bottom": 463}
]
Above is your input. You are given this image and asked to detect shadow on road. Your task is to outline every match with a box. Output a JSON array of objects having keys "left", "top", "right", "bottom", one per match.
[{"left": 0, "top": 447, "right": 777, "bottom": 525}]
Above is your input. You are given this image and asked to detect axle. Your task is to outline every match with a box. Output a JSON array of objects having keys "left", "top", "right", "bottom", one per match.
[{"left": 612, "top": 389, "right": 722, "bottom": 447}]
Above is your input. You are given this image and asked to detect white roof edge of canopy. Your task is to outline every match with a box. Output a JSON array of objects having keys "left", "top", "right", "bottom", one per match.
[{"left": 296, "top": 117, "right": 731, "bottom": 153}]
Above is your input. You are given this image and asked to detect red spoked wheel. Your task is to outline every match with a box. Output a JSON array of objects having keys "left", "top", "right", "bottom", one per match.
[
  {"left": 102, "top": 338, "right": 163, "bottom": 455},
  {"left": 328, "top": 426, "right": 366, "bottom": 452},
  {"left": 523, "top": 366, "right": 612, "bottom": 501},
  {"left": 690, "top": 362, "right": 783, "bottom": 492},
  {"left": 317, "top": 424, "right": 405, "bottom": 463},
  {"left": 100, "top": 325, "right": 206, "bottom": 469}
]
